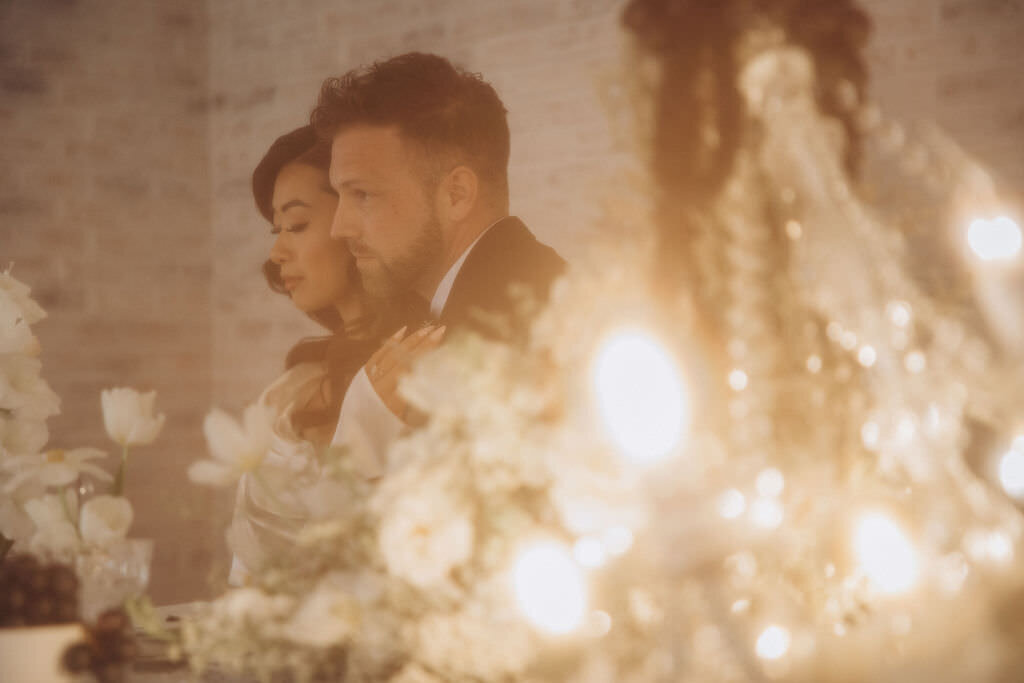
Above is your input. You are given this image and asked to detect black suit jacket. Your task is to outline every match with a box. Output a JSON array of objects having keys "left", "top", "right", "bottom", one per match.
[{"left": 439, "top": 216, "right": 566, "bottom": 343}]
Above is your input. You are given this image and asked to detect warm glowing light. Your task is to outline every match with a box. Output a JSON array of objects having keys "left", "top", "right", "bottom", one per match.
[
  {"left": 592, "top": 329, "right": 688, "bottom": 465},
  {"left": 886, "top": 301, "right": 912, "bottom": 327},
  {"left": 750, "top": 497, "right": 784, "bottom": 529},
  {"left": 904, "top": 350, "right": 926, "bottom": 373},
  {"left": 573, "top": 537, "right": 607, "bottom": 568},
  {"left": 603, "top": 525, "right": 634, "bottom": 556},
  {"left": 718, "top": 489, "right": 747, "bottom": 519},
  {"left": 967, "top": 216, "right": 1021, "bottom": 261},
  {"left": 857, "top": 345, "right": 877, "bottom": 367},
  {"left": 860, "top": 420, "right": 881, "bottom": 450},
  {"left": 756, "top": 625, "right": 791, "bottom": 660},
  {"left": 785, "top": 220, "right": 802, "bottom": 239},
  {"left": 965, "top": 528, "right": 1015, "bottom": 565},
  {"left": 513, "top": 541, "right": 587, "bottom": 635},
  {"left": 853, "top": 512, "right": 918, "bottom": 594},
  {"left": 998, "top": 446, "right": 1024, "bottom": 499},
  {"left": 806, "top": 355, "right": 822, "bottom": 373},
  {"left": 586, "top": 610, "right": 613, "bottom": 637},
  {"left": 729, "top": 369, "right": 749, "bottom": 391},
  {"left": 756, "top": 468, "right": 785, "bottom": 497}
]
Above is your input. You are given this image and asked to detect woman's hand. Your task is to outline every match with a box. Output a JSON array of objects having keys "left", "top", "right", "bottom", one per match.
[{"left": 365, "top": 324, "right": 446, "bottom": 425}]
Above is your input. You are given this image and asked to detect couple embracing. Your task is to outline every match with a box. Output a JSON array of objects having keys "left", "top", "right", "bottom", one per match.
[{"left": 229, "top": 52, "right": 565, "bottom": 581}]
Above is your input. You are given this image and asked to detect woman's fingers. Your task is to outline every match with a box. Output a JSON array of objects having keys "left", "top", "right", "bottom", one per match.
[
  {"left": 369, "top": 325, "right": 443, "bottom": 378},
  {"left": 365, "top": 324, "right": 446, "bottom": 423}
]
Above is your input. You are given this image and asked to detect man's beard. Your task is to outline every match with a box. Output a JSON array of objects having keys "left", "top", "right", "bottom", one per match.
[{"left": 355, "top": 213, "right": 443, "bottom": 298}]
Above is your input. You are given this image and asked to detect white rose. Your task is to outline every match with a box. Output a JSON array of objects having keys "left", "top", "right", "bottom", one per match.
[
  {"left": 372, "top": 459, "right": 476, "bottom": 589},
  {"left": 377, "top": 495, "right": 474, "bottom": 589},
  {"left": 101, "top": 387, "right": 166, "bottom": 447},
  {"left": 281, "top": 579, "right": 360, "bottom": 647},
  {"left": 188, "top": 404, "right": 274, "bottom": 487},
  {"left": 79, "top": 495, "right": 133, "bottom": 548}
]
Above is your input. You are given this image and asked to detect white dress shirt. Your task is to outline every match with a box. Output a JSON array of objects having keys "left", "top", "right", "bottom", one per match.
[{"left": 329, "top": 219, "right": 502, "bottom": 469}]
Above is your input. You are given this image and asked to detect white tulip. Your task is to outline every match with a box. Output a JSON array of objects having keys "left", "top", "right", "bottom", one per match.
[
  {"left": 101, "top": 388, "right": 166, "bottom": 447},
  {"left": 80, "top": 495, "right": 134, "bottom": 548},
  {"left": 188, "top": 404, "right": 275, "bottom": 487}
]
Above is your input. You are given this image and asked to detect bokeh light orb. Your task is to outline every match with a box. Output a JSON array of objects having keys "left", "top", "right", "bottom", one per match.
[
  {"left": 852, "top": 512, "right": 918, "bottom": 595},
  {"left": 967, "top": 216, "right": 1021, "bottom": 261},
  {"left": 756, "top": 624, "right": 791, "bottom": 660},
  {"left": 592, "top": 329, "right": 689, "bottom": 465},
  {"left": 998, "top": 446, "right": 1024, "bottom": 499},
  {"left": 513, "top": 541, "right": 587, "bottom": 635}
]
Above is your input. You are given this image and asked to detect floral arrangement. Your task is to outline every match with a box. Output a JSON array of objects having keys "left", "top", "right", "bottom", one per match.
[{"left": 0, "top": 266, "right": 164, "bottom": 613}]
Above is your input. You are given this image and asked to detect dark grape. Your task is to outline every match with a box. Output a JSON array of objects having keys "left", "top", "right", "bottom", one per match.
[
  {"left": 0, "top": 554, "right": 80, "bottom": 626},
  {"left": 62, "top": 642, "right": 94, "bottom": 673}
]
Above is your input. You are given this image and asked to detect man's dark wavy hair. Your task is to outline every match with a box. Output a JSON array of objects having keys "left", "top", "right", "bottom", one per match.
[{"left": 310, "top": 52, "right": 511, "bottom": 206}]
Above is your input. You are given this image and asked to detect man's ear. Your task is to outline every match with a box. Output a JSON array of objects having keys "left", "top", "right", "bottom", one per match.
[{"left": 439, "top": 165, "right": 478, "bottom": 223}]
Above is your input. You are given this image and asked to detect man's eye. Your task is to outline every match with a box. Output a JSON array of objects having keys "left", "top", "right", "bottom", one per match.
[{"left": 286, "top": 223, "right": 309, "bottom": 233}]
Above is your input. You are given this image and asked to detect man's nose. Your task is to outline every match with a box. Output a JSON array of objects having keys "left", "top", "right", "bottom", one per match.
[{"left": 330, "top": 203, "right": 357, "bottom": 241}]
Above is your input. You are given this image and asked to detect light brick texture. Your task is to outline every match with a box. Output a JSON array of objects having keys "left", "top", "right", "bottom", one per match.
[{"left": 2, "top": 0, "right": 1022, "bottom": 603}]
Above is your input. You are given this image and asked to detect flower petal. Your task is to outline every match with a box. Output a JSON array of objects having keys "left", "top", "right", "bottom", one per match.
[{"left": 188, "top": 459, "right": 238, "bottom": 487}]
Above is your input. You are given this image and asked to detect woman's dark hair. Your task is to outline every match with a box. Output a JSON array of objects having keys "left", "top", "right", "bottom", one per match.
[{"left": 252, "top": 125, "right": 426, "bottom": 434}]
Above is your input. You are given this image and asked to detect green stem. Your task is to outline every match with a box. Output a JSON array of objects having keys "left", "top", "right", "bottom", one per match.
[
  {"left": 113, "top": 444, "right": 128, "bottom": 496},
  {"left": 61, "top": 488, "right": 82, "bottom": 539}
]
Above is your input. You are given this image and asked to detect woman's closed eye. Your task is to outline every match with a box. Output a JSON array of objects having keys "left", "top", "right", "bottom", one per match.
[{"left": 271, "top": 222, "right": 309, "bottom": 236}]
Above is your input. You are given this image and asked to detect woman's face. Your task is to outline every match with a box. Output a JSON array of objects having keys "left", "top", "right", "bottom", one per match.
[{"left": 269, "top": 162, "right": 354, "bottom": 314}]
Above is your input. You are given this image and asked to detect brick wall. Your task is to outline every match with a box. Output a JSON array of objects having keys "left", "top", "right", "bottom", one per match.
[
  {"left": 861, "top": 0, "right": 1024, "bottom": 188},
  {"left": 3, "top": 0, "right": 1022, "bottom": 605},
  {"left": 0, "top": 0, "right": 221, "bottom": 603}
]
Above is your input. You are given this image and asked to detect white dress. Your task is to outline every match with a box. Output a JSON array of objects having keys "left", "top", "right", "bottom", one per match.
[{"left": 226, "top": 362, "right": 331, "bottom": 585}]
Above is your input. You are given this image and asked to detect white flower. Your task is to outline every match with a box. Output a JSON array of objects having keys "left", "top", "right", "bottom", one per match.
[
  {"left": 373, "top": 460, "right": 474, "bottom": 589},
  {"left": 281, "top": 577, "right": 360, "bottom": 647},
  {"left": 79, "top": 495, "right": 133, "bottom": 548},
  {"left": 0, "top": 271, "right": 45, "bottom": 356},
  {"left": 0, "top": 355, "right": 60, "bottom": 419},
  {"left": 101, "top": 387, "right": 166, "bottom": 447},
  {"left": 0, "top": 412, "right": 49, "bottom": 456},
  {"left": 0, "top": 268, "right": 46, "bottom": 326},
  {"left": 2, "top": 448, "right": 111, "bottom": 493},
  {"left": 24, "top": 494, "right": 80, "bottom": 557},
  {"left": 0, "top": 494, "right": 34, "bottom": 547},
  {"left": 188, "top": 404, "right": 274, "bottom": 487}
]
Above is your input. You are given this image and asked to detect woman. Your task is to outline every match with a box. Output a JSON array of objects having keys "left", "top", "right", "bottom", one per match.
[{"left": 228, "top": 126, "right": 431, "bottom": 583}]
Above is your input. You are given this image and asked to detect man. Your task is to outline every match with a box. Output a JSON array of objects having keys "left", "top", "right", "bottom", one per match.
[{"left": 311, "top": 52, "right": 565, "bottom": 468}]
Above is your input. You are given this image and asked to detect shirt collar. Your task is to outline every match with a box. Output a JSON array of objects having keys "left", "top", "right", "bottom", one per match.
[{"left": 429, "top": 217, "right": 505, "bottom": 318}]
